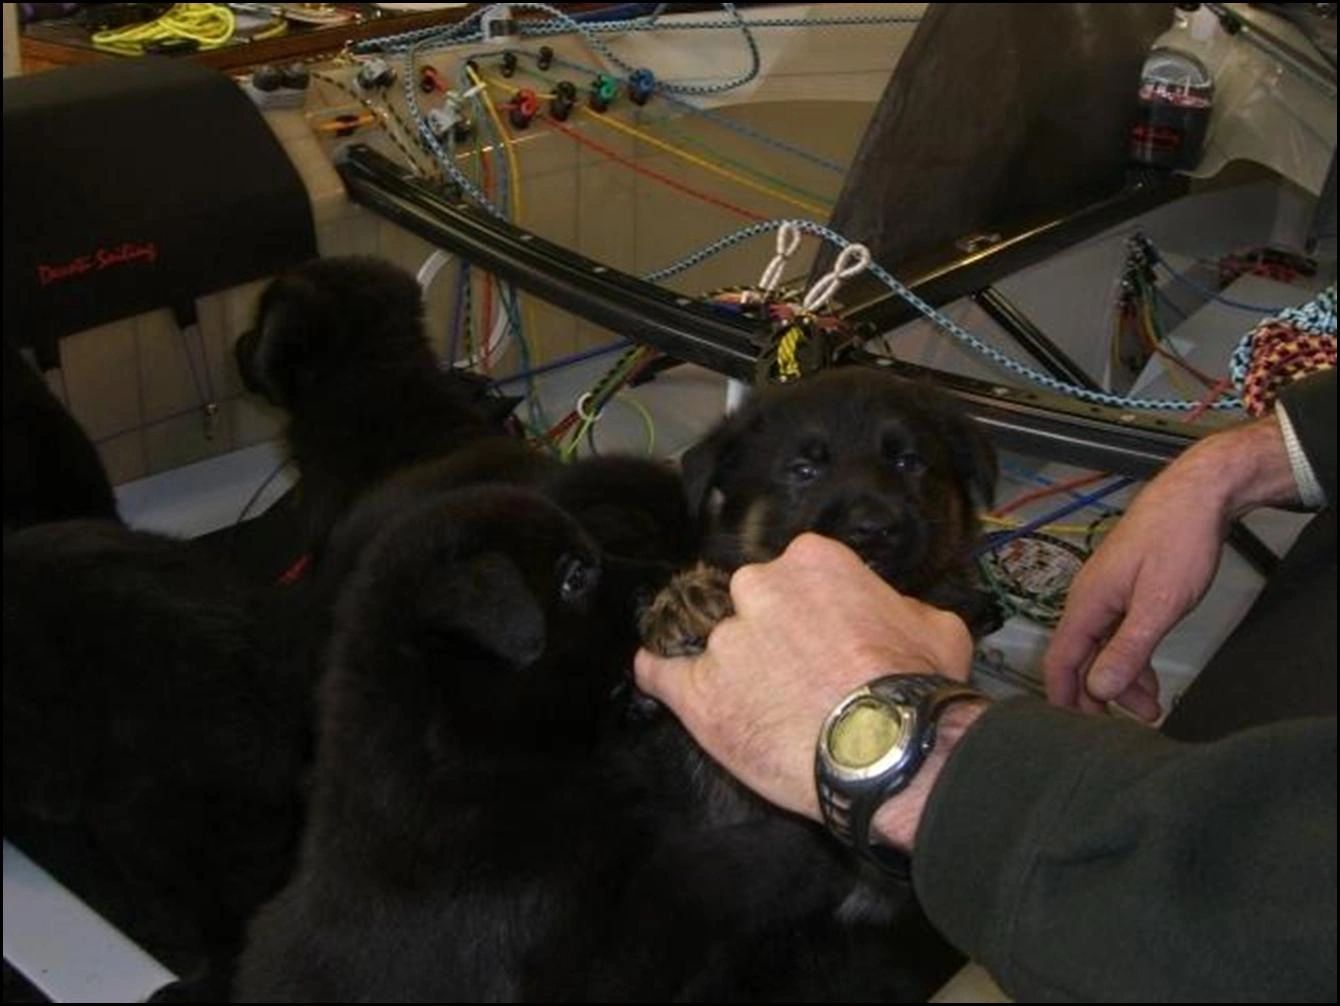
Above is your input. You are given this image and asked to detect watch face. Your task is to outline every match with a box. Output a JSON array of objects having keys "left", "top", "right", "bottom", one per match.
[{"left": 828, "top": 696, "right": 908, "bottom": 770}]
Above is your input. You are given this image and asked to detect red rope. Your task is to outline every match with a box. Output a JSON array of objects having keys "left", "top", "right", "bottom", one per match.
[
  {"left": 993, "top": 472, "right": 1108, "bottom": 517},
  {"left": 540, "top": 116, "right": 766, "bottom": 222}
]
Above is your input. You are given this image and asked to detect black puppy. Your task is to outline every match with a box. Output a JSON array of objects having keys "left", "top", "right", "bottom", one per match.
[
  {"left": 3, "top": 521, "right": 313, "bottom": 997},
  {"left": 236, "top": 486, "right": 960, "bottom": 1002},
  {"left": 234, "top": 256, "right": 521, "bottom": 554},
  {"left": 235, "top": 486, "right": 668, "bottom": 1002},
  {"left": 3, "top": 337, "right": 118, "bottom": 529},
  {"left": 642, "top": 367, "right": 999, "bottom": 654}
]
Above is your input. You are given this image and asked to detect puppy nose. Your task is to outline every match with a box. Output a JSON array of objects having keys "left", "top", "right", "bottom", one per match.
[{"left": 843, "top": 501, "right": 903, "bottom": 543}]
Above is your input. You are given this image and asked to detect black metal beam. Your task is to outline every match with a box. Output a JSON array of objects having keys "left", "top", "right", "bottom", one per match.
[
  {"left": 336, "top": 146, "right": 1214, "bottom": 477},
  {"left": 846, "top": 351, "right": 1199, "bottom": 477},
  {"left": 337, "top": 145, "right": 762, "bottom": 380},
  {"left": 972, "top": 287, "right": 1102, "bottom": 392},
  {"left": 841, "top": 172, "right": 1190, "bottom": 332}
]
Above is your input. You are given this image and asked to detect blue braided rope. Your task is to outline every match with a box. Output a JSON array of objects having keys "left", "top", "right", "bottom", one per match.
[
  {"left": 360, "top": 2, "right": 761, "bottom": 95},
  {"left": 352, "top": 9, "right": 922, "bottom": 54},
  {"left": 398, "top": 35, "right": 502, "bottom": 214},
  {"left": 645, "top": 219, "right": 1244, "bottom": 413}
]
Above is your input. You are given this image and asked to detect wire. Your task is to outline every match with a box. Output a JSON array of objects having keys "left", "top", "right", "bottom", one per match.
[
  {"left": 992, "top": 472, "right": 1109, "bottom": 517},
  {"left": 577, "top": 103, "right": 830, "bottom": 217},
  {"left": 482, "top": 70, "right": 823, "bottom": 216},
  {"left": 999, "top": 462, "right": 1125, "bottom": 517},
  {"left": 312, "top": 71, "right": 435, "bottom": 178},
  {"left": 91, "top": 3, "right": 236, "bottom": 53},
  {"left": 492, "top": 337, "right": 631, "bottom": 386},
  {"left": 585, "top": 392, "right": 658, "bottom": 457},
  {"left": 641, "top": 111, "right": 839, "bottom": 211},
  {"left": 980, "top": 513, "right": 1114, "bottom": 537},
  {"left": 975, "top": 478, "right": 1137, "bottom": 558},
  {"left": 539, "top": 115, "right": 766, "bottom": 221},
  {"left": 491, "top": 57, "right": 842, "bottom": 208},
  {"left": 465, "top": 63, "right": 525, "bottom": 222},
  {"left": 644, "top": 219, "right": 1244, "bottom": 412},
  {"left": 1153, "top": 258, "right": 1286, "bottom": 315},
  {"left": 233, "top": 457, "right": 294, "bottom": 529}
]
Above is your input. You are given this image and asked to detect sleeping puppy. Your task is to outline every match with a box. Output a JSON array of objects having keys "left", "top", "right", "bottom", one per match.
[
  {"left": 233, "top": 255, "right": 521, "bottom": 555},
  {"left": 3, "top": 521, "right": 314, "bottom": 999},
  {"left": 235, "top": 486, "right": 672, "bottom": 1002},
  {"left": 641, "top": 367, "right": 999, "bottom": 655}
]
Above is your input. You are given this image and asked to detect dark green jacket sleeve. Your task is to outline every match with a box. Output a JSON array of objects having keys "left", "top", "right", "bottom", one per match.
[
  {"left": 1278, "top": 368, "right": 1337, "bottom": 506},
  {"left": 913, "top": 700, "right": 1337, "bottom": 1002}
]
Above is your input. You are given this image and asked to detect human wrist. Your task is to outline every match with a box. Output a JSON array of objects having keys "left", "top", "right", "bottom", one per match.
[
  {"left": 1187, "top": 414, "right": 1300, "bottom": 518},
  {"left": 869, "top": 699, "right": 989, "bottom": 853}
]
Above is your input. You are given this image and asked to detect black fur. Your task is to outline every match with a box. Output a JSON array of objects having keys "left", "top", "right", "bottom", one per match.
[
  {"left": 683, "top": 367, "right": 999, "bottom": 629},
  {"left": 236, "top": 487, "right": 961, "bottom": 1002},
  {"left": 3, "top": 338, "right": 118, "bottom": 529},
  {"left": 234, "top": 256, "right": 522, "bottom": 553},
  {"left": 236, "top": 488, "right": 657, "bottom": 1001},
  {"left": 3, "top": 521, "right": 314, "bottom": 996}
]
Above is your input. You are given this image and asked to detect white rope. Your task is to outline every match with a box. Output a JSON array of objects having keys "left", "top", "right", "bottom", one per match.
[
  {"left": 801, "top": 241, "right": 870, "bottom": 312},
  {"left": 744, "top": 220, "right": 801, "bottom": 304}
]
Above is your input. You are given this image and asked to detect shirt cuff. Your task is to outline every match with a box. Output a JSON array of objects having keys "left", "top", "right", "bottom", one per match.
[{"left": 1275, "top": 401, "right": 1327, "bottom": 509}]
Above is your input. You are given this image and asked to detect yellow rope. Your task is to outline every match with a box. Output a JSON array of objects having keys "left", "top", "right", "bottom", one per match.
[
  {"left": 466, "top": 63, "right": 545, "bottom": 372},
  {"left": 579, "top": 105, "right": 830, "bottom": 218},
  {"left": 980, "top": 513, "right": 1117, "bottom": 537},
  {"left": 482, "top": 74, "right": 828, "bottom": 218},
  {"left": 776, "top": 324, "right": 804, "bottom": 381},
  {"left": 91, "top": 4, "right": 236, "bottom": 53}
]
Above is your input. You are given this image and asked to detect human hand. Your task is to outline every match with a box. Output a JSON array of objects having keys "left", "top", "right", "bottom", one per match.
[
  {"left": 1043, "top": 414, "right": 1299, "bottom": 719},
  {"left": 633, "top": 533, "right": 973, "bottom": 822}
]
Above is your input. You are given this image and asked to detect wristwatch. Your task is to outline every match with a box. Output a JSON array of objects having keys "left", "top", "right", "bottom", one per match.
[{"left": 815, "top": 674, "right": 985, "bottom": 876}]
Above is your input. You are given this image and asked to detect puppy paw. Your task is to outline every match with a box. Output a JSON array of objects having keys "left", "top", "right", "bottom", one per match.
[{"left": 638, "top": 562, "right": 734, "bottom": 657}]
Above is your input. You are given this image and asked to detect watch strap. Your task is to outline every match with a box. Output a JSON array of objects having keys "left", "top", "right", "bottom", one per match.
[{"left": 816, "top": 674, "right": 984, "bottom": 878}]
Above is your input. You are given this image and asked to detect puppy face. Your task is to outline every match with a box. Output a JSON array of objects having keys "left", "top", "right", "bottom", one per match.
[
  {"left": 345, "top": 487, "right": 604, "bottom": 671},
  {"left": 683, "top": 369, "right": 995, "bottom": 593},
  {"left": 235, "top": 256, "right": 436, "bottom": 409},
  {"left": 325, "top": 486, "right": 672, "bottom": 756}
]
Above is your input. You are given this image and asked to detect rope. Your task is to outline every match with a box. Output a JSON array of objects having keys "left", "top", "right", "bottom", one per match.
[
  {"left": 351, "top": 9, "right": 919, "bottom": 174},
  {"left": 538, "top": 115, "right": 766, "bottom": 221},
  {"left": 644, "top": 219, "right": 1245, "bottom": 412},
  {"left": 91, "top": 3, "right": 235, "bottom": 53},
  {"left": 312, "top": 70, "right": 436, "bottom": 178},
  {"left": 579, "top": 104, "right": 829, "bottom": 216},
  {"left": 1230, "top": 284, "right": 1337, "bottom": 416}
]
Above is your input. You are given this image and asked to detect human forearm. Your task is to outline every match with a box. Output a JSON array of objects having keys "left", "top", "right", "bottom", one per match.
[{"left": 1182, "top": 411, "right": 1300, "bottom": 519}]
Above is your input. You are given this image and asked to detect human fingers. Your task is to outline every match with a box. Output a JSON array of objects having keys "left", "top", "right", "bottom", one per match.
[
  {"left": 1084, "top": 592, "right": 1181, "bottom": 705},
  {"left": 1110, "top": 664, "right": 1162, "bottom": 722}
]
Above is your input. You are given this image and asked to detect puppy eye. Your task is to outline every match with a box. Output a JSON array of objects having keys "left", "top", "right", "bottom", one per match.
[
  {"left": 557, "top": 555, "right": 599, "bottom": 604},
  {"left": 787, "top": 458, "right": 822, "bottom": 483},
  {"left": 891, "top": 452, "right": 926, "bottom": 474}
]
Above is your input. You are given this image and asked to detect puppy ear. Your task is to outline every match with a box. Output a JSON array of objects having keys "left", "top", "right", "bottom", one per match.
[
  {"left": 680, "top": 407, "right": 755, "bottom": 519},
  {"left": 416, "top": 552, "right": 547, "bottom": 667},
  {"left": 242, "top": 280, "right": 320, "bottom": 408},
  {"left": 943, "top": 412, "right": 998, "bottom": 509}
]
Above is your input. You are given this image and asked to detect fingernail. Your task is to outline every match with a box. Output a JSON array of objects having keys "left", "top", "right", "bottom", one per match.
[{"left": 1088, "top": 665, "right": 1122, "bottom": 699}]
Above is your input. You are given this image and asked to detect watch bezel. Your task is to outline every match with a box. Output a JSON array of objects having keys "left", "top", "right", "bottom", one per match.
[
  {"left": 815, "top": 674, "right": 985, "bottom": 878},
  {"left": 818, "top": 688, "right": 921, "bottom": 784}
]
